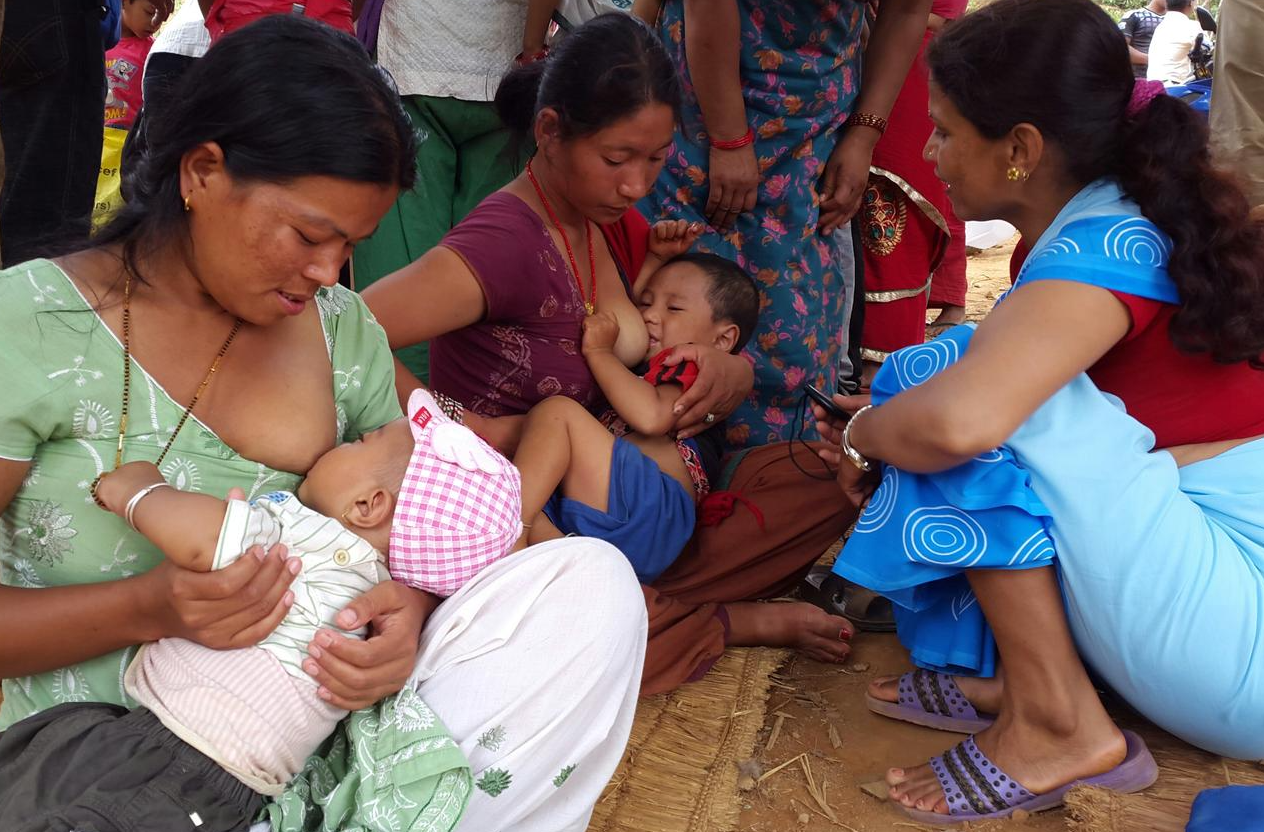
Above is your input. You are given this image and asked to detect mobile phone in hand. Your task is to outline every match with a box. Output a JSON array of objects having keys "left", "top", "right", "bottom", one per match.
[{"left": 804, "top": 383, "right": 851, "bottom": 422}]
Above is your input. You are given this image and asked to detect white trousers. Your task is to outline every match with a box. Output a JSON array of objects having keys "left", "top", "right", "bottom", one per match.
[
  {"left": 415, "top": 538, "right": 647, "bottom": 832},
  {"left": 253, "top": 537, "right": 646, "bottom": 832}
]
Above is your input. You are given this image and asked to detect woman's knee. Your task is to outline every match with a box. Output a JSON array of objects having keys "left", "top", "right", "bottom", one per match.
[{"left": 538, "top": 537, "right": 646, "bottom": 633}]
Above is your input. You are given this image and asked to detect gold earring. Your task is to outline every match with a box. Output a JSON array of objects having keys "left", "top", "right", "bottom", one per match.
[
  {"left": 1006, "top": 167, "right": 1029, "bottom": 182},
  {"left": 183, "top": 194, "right": 192, "bottom": 212}
]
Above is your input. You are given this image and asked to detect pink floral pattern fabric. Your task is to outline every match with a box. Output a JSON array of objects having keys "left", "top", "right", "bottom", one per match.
[{"left": 641, "top": 0, "right": 864, "bottom": 447}]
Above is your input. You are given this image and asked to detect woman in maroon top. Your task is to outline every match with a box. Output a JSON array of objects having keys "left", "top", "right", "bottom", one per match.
[{"left": 363, "top": 14, "right": 860, "bottom": 695}]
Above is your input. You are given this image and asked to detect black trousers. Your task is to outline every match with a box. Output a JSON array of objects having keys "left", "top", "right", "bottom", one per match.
[
  {"left": 0, "top": 702, "right": 263, "bottom": 832},
  {"left": 0, "top": 0, "right": 106, "bottom": 266}
]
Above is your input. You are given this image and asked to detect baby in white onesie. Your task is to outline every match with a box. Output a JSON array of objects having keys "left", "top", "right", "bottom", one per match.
[{"left": 64, "top": 389, "right": 520, "bottom": 806}]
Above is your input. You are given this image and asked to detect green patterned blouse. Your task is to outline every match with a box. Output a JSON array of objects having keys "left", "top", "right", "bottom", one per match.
[{"left": 0, "top": 259, "right": 470, "bottom": 829}]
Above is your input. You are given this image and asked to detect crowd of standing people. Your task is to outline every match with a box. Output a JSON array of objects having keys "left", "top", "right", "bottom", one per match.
[{"left": 0, "top": 0, "right": 1262, "bottom": 829}]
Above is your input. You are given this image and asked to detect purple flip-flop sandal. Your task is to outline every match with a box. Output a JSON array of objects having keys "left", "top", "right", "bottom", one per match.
[
  {"left": 899, "top": 729, "right": 1158, "bottom": 825},
  {"left": 865, "top": 669, "right": 996, "bottom": 734}
]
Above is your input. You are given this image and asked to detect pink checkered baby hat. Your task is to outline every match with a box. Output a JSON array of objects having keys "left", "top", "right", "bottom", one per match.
[{"left": 388, "top": 389, "right": 522, "bottom": 596}]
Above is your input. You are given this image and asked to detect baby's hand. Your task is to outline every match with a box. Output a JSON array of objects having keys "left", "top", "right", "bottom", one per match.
[
  {"left": 647, "top": 220, "right": 704, "bottom": 261},
  {"left": 581, "top": 311, "right": 621, "bottom": 355},
  {"left": 94, "top": 461, "right": 165, "bottom": 515}
]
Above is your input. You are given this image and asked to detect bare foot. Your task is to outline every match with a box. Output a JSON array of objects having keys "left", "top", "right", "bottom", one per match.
[
  {"left": 886, "top": 711, "right": 1127, "bottom": 816},
  {"left": 726, "top": 600, "right": 853, "bottom": 663},
  {"left": 926, "top": 305, "right": 967, "bottom": 338},
  {"left": 868, "top": 670, "right": 1004, "bottom": 716}
]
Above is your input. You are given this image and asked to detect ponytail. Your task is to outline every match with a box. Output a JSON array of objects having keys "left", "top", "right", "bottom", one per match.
[
  {"left": 493, "top": 59, "right": 548, "bottom": 139},
  {"left": 929, "top": 0, "right": 1264, "bottom": 368},
  {"left": 1118, "top": 96, "right": 1264, "bottom": 367}
]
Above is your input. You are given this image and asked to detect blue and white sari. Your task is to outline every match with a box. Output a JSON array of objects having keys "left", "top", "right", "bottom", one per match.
[{"left": 835, "top": 180, "right": 1264, "bottom": 759}]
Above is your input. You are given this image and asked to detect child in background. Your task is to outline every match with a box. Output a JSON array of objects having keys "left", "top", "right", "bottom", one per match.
[
  {"left": 513, "top": 221, "right": 760, "bottom": 583},
  {"left": 105, "top": 0, "right": 166, "bottom": 130},
  {"left": 95, "top": 0, "right": 168, "bottom": 224},
  {"left": 0, "top": 390, "right": 520, "bottom": 830}
]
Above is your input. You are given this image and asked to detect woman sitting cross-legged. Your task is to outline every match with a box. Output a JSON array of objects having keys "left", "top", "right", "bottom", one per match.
[
  {"left": 0, "top": 18, "right": 646, "bottom": 832},
  {"left": 813, "top": 0, "right": 1264, "bottom": 823}
]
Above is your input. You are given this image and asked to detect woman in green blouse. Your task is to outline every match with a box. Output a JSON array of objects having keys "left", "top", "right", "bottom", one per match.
[{"left": 0, "top": 17, "right": 647, "bottom": 832}]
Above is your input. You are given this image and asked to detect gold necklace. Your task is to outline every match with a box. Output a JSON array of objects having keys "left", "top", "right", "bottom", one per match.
[{"left": 90, "top": 272, "right": 243, "bottom": 508}]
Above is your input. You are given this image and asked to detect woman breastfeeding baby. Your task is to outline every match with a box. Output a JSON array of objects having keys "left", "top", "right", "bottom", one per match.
[
  {"left": 0, "top": 18, "right": 648, "bottom": 832},
  {"left": 364, "top": 13, "right": 860, "bottom": 694}
]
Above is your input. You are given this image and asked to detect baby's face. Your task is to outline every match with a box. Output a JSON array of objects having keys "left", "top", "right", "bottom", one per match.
[
  {"left": 637, "top": 262, "right": 721, "bottom": 357},
  {"left": 298, "top": 418, "right": 413, "bottom": 518}
]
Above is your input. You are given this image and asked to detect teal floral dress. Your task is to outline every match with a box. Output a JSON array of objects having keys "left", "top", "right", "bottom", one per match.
[
  {"left": 0, "top": 260, "right": 470, "bottom": 830},
  {"left": 642, "top": 0, "right": 864, "bottom": 447}
]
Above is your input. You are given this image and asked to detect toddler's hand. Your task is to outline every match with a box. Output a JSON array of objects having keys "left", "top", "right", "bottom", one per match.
[
  {"left": 581, "top": 311, "right": 621, "bottom": 355},
  {"left": 647, "top": 220, "right": 705, "bottom": 261}
]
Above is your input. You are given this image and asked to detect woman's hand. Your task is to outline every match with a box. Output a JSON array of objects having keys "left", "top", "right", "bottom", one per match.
[
  {"left": 705, "top": 144, "right": 760, "bottom": 232},
  {"left": 818, "top": 130, "right": 879, "bottom": 236},
  {"left": 142, "top": 543, "right": 299, "bottom": 648},
  {"left": 811, "top": 393, "right": 872, "bottom": 466},
  {"left": 836, "top": 455, "right": 881, "bottom": 511},
  {"left": 668, "top": 345, "right": 755, "bottom": 438},
  {"left": 304, "top": 581, "right": 440, "bottom": 711},
  {"left": 811, "top": 393, "right": 880, "bottom": 509},
  {"left": 467, "top": 412, "right": 527, "bottom": 457}
]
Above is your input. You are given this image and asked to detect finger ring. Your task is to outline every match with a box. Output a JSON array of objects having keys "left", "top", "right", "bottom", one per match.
[{"left": 703, "top": 412, "right": 717, "bottom": 424}]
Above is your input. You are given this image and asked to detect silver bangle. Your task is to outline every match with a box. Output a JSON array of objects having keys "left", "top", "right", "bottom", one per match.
[
  {"left": 125, "top": 482, "right": 172, "bottom": 531},
  {"left": 841, "top": 404, "right": 875, "bottom": 472}
]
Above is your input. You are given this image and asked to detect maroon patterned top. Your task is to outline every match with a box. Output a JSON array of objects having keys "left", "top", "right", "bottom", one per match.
[{"left": 429, "top": 192, "right": 649, "bottom": 417}]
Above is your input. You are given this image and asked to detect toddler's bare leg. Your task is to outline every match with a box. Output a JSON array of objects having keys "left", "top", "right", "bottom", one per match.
[{"left": 513, "top": 397, "right": 616, "bottom": 548}]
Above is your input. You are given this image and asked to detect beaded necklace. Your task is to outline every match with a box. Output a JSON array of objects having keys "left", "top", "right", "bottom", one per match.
[{"left": 526, "top": 159, "right": 597, "bottom": 316}]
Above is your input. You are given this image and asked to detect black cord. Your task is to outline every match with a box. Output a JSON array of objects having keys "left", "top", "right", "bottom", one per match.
[{"left": 787, "top": 393, "right": 839, "bottom": 481}]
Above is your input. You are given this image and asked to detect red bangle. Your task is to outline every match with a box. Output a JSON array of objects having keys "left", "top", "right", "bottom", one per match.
[
  {"left": 514, "top": 47, "right": 549, "bottom": 67},
  {"left": 710, "top": 127, "right": 755, "bottom": 150},
  {"left": 846, "top": 111, "right": 888, "bottom": 135}
]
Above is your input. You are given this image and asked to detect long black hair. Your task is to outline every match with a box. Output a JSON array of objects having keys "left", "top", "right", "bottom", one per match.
[
  {"left": 95, "top": 15, "right": 418, "bottom": 283},
  {"left": 928, "top": 0, "right": 1264, "bottom": 367},
  {"left": 493, "top": 13, "right": 681, "bottom": 141}
]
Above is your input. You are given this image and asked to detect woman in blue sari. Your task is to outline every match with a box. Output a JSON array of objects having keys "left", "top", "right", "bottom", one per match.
[{"left": 813, "top": 0, "right": 1264, "bottom": 824}]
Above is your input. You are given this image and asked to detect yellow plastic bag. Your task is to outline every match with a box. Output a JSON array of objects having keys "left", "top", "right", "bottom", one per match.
[{"left": 93, "top": 127, "right": 129, "bottom": 229}]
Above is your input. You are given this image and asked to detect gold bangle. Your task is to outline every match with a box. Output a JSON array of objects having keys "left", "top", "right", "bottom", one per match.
[{"left": 846, "top": 111, "right": 889, "bottom": 136}]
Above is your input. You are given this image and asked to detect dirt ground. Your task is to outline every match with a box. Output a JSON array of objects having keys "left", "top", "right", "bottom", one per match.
[
  {"left": 949, "top": 234, "right": 1019, "bottom": 325},
  {"left": 735, "top": 238, "right": 1061, "bottom": 832},
  {"left": 735, "top": 634, "right": 1065, "bottom": 832}
]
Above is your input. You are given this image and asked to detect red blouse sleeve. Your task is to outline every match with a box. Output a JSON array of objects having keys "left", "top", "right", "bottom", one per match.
[{"left": 600, "top": 208, "right": 651, "bottom": 290}]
